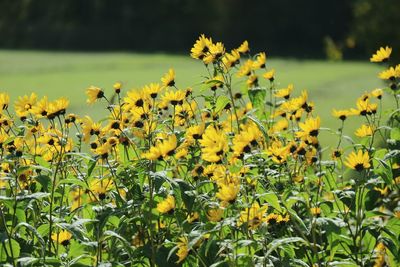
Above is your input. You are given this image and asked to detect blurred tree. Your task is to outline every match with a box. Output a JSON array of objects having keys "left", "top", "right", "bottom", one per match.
[
  {"left": 351, "top": 0, "right": 400, "bottom": 59},
  {"left": 1, "top": 0, "right": 397, "bottom": 59}
]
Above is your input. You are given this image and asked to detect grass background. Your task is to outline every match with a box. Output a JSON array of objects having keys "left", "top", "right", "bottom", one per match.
[{"left": 0, "top": 50, "right": 391, "bottom": 150}]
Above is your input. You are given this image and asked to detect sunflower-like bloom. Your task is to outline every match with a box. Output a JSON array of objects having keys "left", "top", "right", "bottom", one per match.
[
  {"left": 266, "top": 140, "right": 290, "bottom": 164},
  {"left": 47, "top": 97, "right": 69, "bottom": 119},
  {"left": 191, "top": 34, "right": 212, "bottom": 60},
  {"left": 237, "top": 60, "right": 253, "bottom": 77},
  {"left": 199, "top": 126, "right": 228, "bottom": 163},
  {"left": 124, "top": 89, "right": 148, "bottom": 111},
  {"left": 161, "top": 68, "right": 175, "bottom": 87},
  {"left": 332, "top": 109, "right": 352, "bottom": 121},
  {"left": 232, "top": 122, "right": 263, "bottom": 159},
  {"left": 162, "top": 89, "right": 186, "bottom": 106},
  {"left": 296, "top": 116, "right": 321, "bottom": 139},
  {"left": 176, "top": 237, "right": 189, "bottom": 263},
  {"left": 237, "top": 40, "right": 250, "bottom": 54},
  {"left": 265, "top": 213, "right": 290, "bottom": 225},
  {"left": 14, "top": 93, "right": 37, "bottom": 115},
  {"left": 355, "top": 124, "right": 374, "bottom": 137},
  {"left": 345, "top": 150, "right": 371, "bottom": 171},
  {"left": 331, "top": 148, "right": 343, "bottom": 160},
  {"left": 89, "top": 177, "right": 114, "bottom": 201},
  {"left": 0, "top": 93, "right": 10, "bottom": 111},
  {"left": 158, "top": 134, "right": 178, "bottom": 158},
  {"left": 371, "top": 88, "right": 383, "bottom": 99},
  {"left": 238, "top": 202, "right": 268, "bottom": 229},
  {"left": 206, "top": 75, "right": 224, "bottom": 91},
  {"left": 113, "top": 82, "right": 122, "bottom": 93},
  {"left": 216, "top": 183, "right": 240, "bottom": 203},
  {"left": 81, "top": 116, "right": 102, "bottom": 142},
  {"left": 206, "top": 207, "right": 224, "bottom": 222},
  {"left": 222, "top": 49, "right": 241, "bottom": 69},
  {"left": 275, "top": 84, "right": 294, "bottom": 99},
  {"left": 352, "top": 98, "right": 377, "bottom": 116},
  {"left": 185, "top": 123, "right": 205, "bottom": 144},
  {"left": 268, "top": 119, "right": 289, "bottom": 134},
  {"left": 378, "top": 65, "right": 400, "bottom": 80},
  {"left": 157, "top": 195, "right": 175, "bottom": 214},
  {"left": 31, "top": 96, "right": 49, "bottom": 118},
  {"left": 86, "top": 86, "right": 104, "bottom": 104},
  {"left": 252, "top": 52, "right": 266, "bottom": 69},
  {"left": 174, "top": 101, "right": 197, "bottom": 126},
  {"left": 143, "top": 83, "right": 163, "bottom": 99},
  {"left": 370, "top": 46, "right": 391, "bottom": 62},
  {"left": 373, "top": 242, "right": 387, "bottom": 267},
  {"left": 51, "top": 230, "right": 72, "bottom": 246},
  {"left": 142, "top": 146, "right": 162, "bottom": 161},
  {"left": 203, "top": 42, "right": 225, "bottom": 64},
  {"left": 263, "top": 69, "right": 275, "bottom": 81},
  {"left": 310, "top": 207, "right": 321, "bottom": 217}
]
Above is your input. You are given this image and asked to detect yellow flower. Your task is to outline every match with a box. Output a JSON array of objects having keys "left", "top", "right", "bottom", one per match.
[
  {"left": 345, "top": 150, "right": 370, "bottom": 171},
  {"left": 371, "top": 88, "right": 383, "bottom": 99},
  {"left": 157, "top": 195, "right": 175, "bottom": 214},
  {"left": 113, "top": 82, "right": 122, "bottom": 93},
  {"left": 185, "top": 123, "right": 205, "bottom": 144},
  {"left": 310, "top": 207, "right": 321, "bottom": 217},
  {"left": 51, "top": 230, "right": 72, "bottom": 246},
  {"left": 14, "top": 93, "right": 37, "bottom": 114},
  {"left": 47, "top": 97, "right": 69, "bottom": 119},
  {"left": 158, "top": 134, "right": 178, "bottom": 158},
  {"left": 246, "top": 74, "right": 258, "bottom": 88},
  {"left": 355, "top": 124, "right": 374, "bottom": 137},
  {"left": 238, "top": 202, "right": 268, "bottom": 229},
  {"left": 332, "top": 109, "right": 352, "bottom": 121},
  {"left": 275, "top": 84, "right": 294, "bottom": 99},
  {"left": 206, "top": 207, "right": 224, "bottom": 222},
  {"left": 187, "top": 212, "right": 199, "bottom": 223},
  {"left": 296, "top": 116, "right": 321, "bottom": 139},
  {"left": 378, "top": 66, "right": 398, "bottom": 80},
  {"left": 252, "top": 52, "right": 266, "bottom": 69},
  {"left": 265, "top": 213, "right": 290, "bottom": 224},
  {"left": 237, "top": 60, "right": 253, "bottom": 77},
  {"left": 266, "top": 140, "right": 290, "bottom": 164},
  {"left": 237, "top": 40, "right": 250, "bottom": 54},
  {"left": 162, "top": 89, "right": 186, "bottom": 106},
  {"left": 263, "top": 69, "right": 275, "bottom": 81},
  {"left": 143, "top": 83, "right": 162, "bottom": 99},
  {"left": 199, "top": 126, "right": 228, "bottom": 163},
  {"left": 222, "top": 49, "right": 241, "bottom": 69},
  {"left": 161, "top": 68, "right": 175, "bottom": 87},
  {"left": 331, "top": 149, "right": 342, "bottom": 160},
  {"left": 81, "top": 116, "right": 102, "bottom": 143},
  {"left": 0, "top": 93, "right": 10, "bottom": 111},
  {"left": 142, "top": 146, "right": 162, "bottom": 161},
  {"left": 203, "top": 42, "right": 225, "bottom": 64},
  {"left": 89, "top": 178, "right": 114, "bottom": 201},
  {"left": 86, "top": 86, "right": 104, "bottom": 104},
  {"left": 124, "top": 89, "right": 148, "bottom": 110},
  {"left": 191, "top": 34, "right": 212, "bottom": 60},
  {"left": 176, "top": 237, "right": 189, "bottom": 263},
  {"left": 216, "top": 183, "right": 240, "bottom": 203},
  {"left": 370, "top": 46, "right": 391, "bottom": 62}
]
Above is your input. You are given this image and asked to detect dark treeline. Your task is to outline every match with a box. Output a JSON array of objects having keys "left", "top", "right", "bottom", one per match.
[{"left": 0, "top": 0, "right": 398, "bottom": 58}]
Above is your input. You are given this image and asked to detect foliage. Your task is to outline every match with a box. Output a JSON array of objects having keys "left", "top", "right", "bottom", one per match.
[{"left": 0, "top": 36, "right": 399, "bottom": 267}]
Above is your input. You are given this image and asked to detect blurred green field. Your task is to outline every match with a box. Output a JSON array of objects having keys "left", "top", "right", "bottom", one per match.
[{"left": 0, "top": 50, "right": 389, "bottom": 149}]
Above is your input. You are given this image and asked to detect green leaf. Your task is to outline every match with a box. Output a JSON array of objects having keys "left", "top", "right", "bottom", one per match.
[
  {"left": 261, "top": 192, "right": 282, "bottom": 212},
  {"left": 4, "top": 239, "right": 20, "bottom": 259},
  {"left": 265, "top": 237, "right": 306, "bottom": 257},
  {"left": 215, "top": 95, "right": 230, "bottom": 114},
  {"left": 390, "top": 127, "right": 400, "bottom": 140},
  {"left": 248, "top": 87, "right": 266, "bottom": 110}
]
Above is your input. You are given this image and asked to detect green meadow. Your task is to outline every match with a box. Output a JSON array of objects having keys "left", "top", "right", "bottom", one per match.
[{"left": 0, "top": 50, "right": 387, "bottom": 148}]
